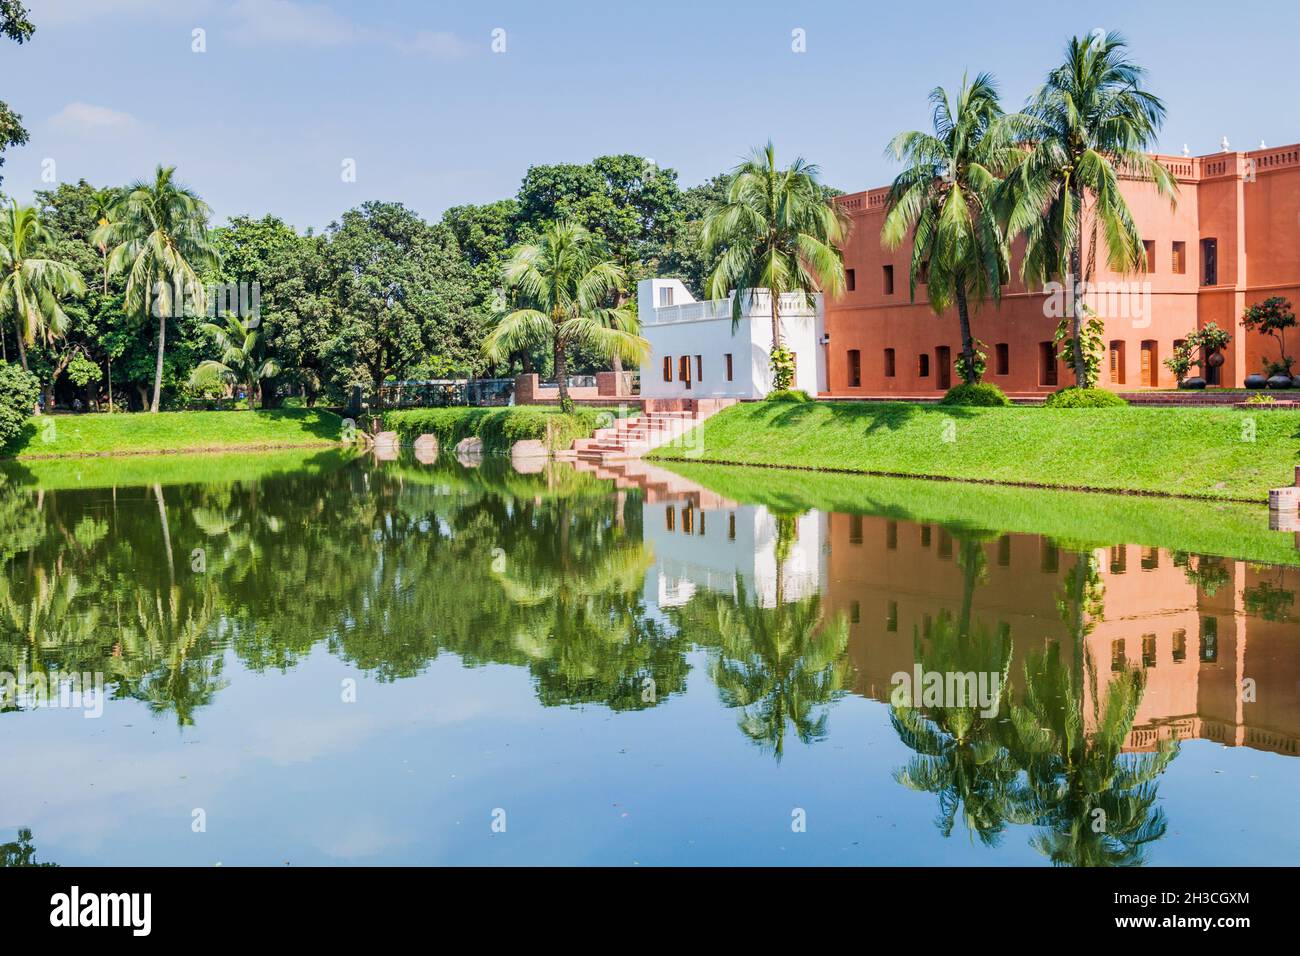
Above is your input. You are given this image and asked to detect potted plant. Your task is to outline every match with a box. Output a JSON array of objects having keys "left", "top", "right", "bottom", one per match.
[{"left": 1242, "top": 297, "right": 1295, "bottom": 388}]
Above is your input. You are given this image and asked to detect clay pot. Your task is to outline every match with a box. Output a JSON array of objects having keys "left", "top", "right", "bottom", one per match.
[
  {"left": 1245, "top": 374, "right": 1267, "bottom": 389},
  {"left": 1266, "top": 374, "right": 1293, "bottom": 390},
  {"left": 1178, "top": 377, "right": 1207, "bottom": 390},
  {"left": 1207, "top": 350, "right": 1226, "bottom": 368}
]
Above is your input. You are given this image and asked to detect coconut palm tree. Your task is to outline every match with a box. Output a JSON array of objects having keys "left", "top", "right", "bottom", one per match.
[
  {"left": 883, "top": 74, "right": 1018, "bottom": 384},
  {"left": 190, "top": 312, "right": 281, "bottom": 408},
  {"left": 0, "top": 200, "right": 85, "bottom": 374},
  {"left": 702, "top": 142, "right": 849, "bottom": 389},
  {"left": 998, "top": 31, "right": 1176, "bottom": 386},
  {"left": 483, "top": 221, "right": 647, "bottom": 411},
  {"left": 95, "top": 165, "right": 219, "bottom": 412},
  {"left": 86, "top": 187, "right": 119, "bottom": 293}
]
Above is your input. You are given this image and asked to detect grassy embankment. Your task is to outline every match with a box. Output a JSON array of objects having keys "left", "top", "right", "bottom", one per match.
[
  {"left": 381, "top": 406, "right": 614, "bottom": 453},
  {"left": 664, "top": 461, "right": 1300, "bottom": 567},
  {"left": 650, "top": 401, "right": 1300, "bottom": 502},
  {"left": 1, "top": 408, "right": 344, "bottom": 460}
]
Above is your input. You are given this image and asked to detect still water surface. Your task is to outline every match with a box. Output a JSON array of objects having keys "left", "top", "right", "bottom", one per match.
[{"left": 2, "top": 451, "right": 1297, "bottom": 866}]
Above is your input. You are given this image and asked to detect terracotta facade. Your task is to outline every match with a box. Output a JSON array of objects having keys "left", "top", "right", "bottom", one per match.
[{"left": 825, "top": 143, "right": 1300, "bottom": 396}]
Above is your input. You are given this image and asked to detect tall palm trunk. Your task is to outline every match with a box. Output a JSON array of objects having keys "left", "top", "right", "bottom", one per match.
[
  {"left": 151, "top": 310, "right": 165, "bottom": 413},
  {"left": 770, "top": 291, "right": 782, "bottom": 352},
  {"left": 13, "top": 322, "right": 28, "bottom": 372},
  {"left": 1067, "top": 181, "right": 1087, "bottom": 385},
  {"left": 554, "top": 336, "right": 570, "bottom": 408},
  {"left": 954, "top": 278, "right": 976, "bottom": 384}
]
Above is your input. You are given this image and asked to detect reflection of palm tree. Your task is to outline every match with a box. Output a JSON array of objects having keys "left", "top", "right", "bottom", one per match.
[
  {"left": 707, "top": 579, "right": 852, "bottom": 760},
  {"left": 890, "top": 612, "right": 1019, "bottom": 845},
  {"left": 1010, "top": 643, "right": 1175, "bottom": 866},
  {"left": 120, "top": 584, "right": 226, "bottom": 727}
]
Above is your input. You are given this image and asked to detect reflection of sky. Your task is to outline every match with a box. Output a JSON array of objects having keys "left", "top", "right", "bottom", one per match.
[{"left": 5, "top": 636, "right": 1300, "bottom": 866}]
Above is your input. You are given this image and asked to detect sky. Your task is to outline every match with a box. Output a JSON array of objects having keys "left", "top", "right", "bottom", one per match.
[{"left": 1, "top": 0, "right": 1296, "bottom": 231}]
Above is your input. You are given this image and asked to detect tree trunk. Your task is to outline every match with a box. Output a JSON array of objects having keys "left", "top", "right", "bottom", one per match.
[
  {"left": 554, "top": 338, "right": 570, "bottom": 408},
  {"left": 107, "top": 356, "right": 113, "bottom": 413},
  {"left": 770, "top": 291, "right": 782, "bottom": 352},
  {"left": 954, "top": 278, "right": 977, "bottom": 384},
  {"left": 1068, "top": 183, "right": 1086, "bottom": 386},
  {"left": 150, "top": 313, "right": 165, "bottom": 413},
  {"left": 15, "top": 326, "right": 29, "bottom": 372}
]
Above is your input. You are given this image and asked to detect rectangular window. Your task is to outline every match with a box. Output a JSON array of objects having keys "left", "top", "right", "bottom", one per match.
[
  {"left": 1110, "top": 545, "right": 1127, "bottom": 574},
  {"left": 698, "top": 511, "right": 706, "bottom": 536},
  {"left": 920, "top": 525, "right": 931, "bottom": 548},
  {"left": 1140, "top": 340, "right": 1157, "bottom": 387},
  {"left": 1109, "top": 341, "right": 1126, "bottom": 385},
  {"left": 1041, "top": 542, "right": 1059, "bottom": 573},
  {"left": 682, "top": 506, "right": 694, "bottom": 535},
  {"left": 884, "top": 348, "right": 896, "bottom": 378},
  {"left": 919, "top": 261, "right": 929, "bottom": 284},
  {"left": 658, "top": 286, "right": 674, "bottom": 307},
  {"left": 995, "top": 343, "right": 1009, "bottom": 375},
  {"left": 886, "top": 601, "right": 898, "bottom": 633},
  {"left": 937, "top": 530, "right": 952, "bottom": 559},
  {"left": 727, "top": 512, "right": 736, "bottom": 540},
  {"left": 725, "top": 353, "right": 733, "bottom": 381},
  {"left": 847, "top": 349, "right": 862, "bottom": 387},
  {"left": 997, "top": 535, "right": 1011, "bottom": 566},
  {"left": 1172, "top": 629, "right": 1187, "bottom": 662},
  {"left": 665, "top": 507, "right": 675, "bottom": 531},
  {"left": 882, "top": 265, "right": 894, "bottom": 295},
  {"left": 886, "top": 520, "right": 898, "bottom": 550},
  {"left": 918, "top": 353, "right": 930, "bottom": 378},
  {"left": 1172, "top": 241, "right": 1186, "bottom": 274},
  {"left": 849, "top": 514, "right": 863, "bottom": 545},
  {"left": 1200, "top": 617, "right": 1218, "bottom": 662},
  {"left": 850, "top": 600, "right": 861, "bottom": 624},
  {"left": 679, "top": 356, "right": 691, "bottom": 389},
  {"left": 1039, "top": 342, "right": 1057, "bottom": 386},
  {"left": 1112, "top": 639, "right": 1126, "bottom": 672},
  {"left": 1142, "top": 634, "right": 1157, "bottom": 668},
  {"left": 1143, "top": 239, "right": 1156, "bottom": 273},
  {"left": 1141, "top": 546, "right": 1159, "bottom": 570},
  {"left": 846, "top": 268, "right": 856, "bottom": 292},
  {"left": 695, "top": 355, "right": 703, "bottom": 382},
  {"left": 1201, "top": 238, "right": 1218, "bottom": 285},
  {"left": 663, "top": 356, "right": 672, "bottom": 382}
]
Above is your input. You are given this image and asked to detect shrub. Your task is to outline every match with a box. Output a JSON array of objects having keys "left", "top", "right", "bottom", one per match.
[
  {"left": 765, "top": 389, "right": 812, "bottom": 403},
  {"left": 939, "top": 382, "right": 1010, "bottom": 407},
  {"left": 380, "top": 406, "right": 601, "bottom": 452},
  {"left": 769, "top": 346, "right": 796, "bottom": 391},
  {"left": 1043, "top": 387, "right": 1128, "bottom": 409},
  {"left": 0, "top": 363, "right": 40, "bottom": 450}
]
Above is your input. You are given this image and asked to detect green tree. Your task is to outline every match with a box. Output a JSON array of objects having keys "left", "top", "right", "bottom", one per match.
[
  {"left": 702, "top": 142, "right": 848, "bottom": 389},
  {"left": 1240, "top": 296, "right": 1295, "bottom": 376},
  {"left": 999, "top": 32, "right": 1176, "bottom": 386},
  {"left": 0, "top": 200, "right": 85, "bottom": 374},
  {"left": 190, "top": 312, "right": 281, "bottom": 408},
  {"left": 324, "top": 201, "right": 477, "bottom": 397},
  {"left": 482, "top": 221, "right": 647, "bottom": 410},
  {"left": 883, "top": 74, "right": 1017, "bottom": 384},
  {"left": 95, "top": 165, "right": 220, "bottom": 412}
]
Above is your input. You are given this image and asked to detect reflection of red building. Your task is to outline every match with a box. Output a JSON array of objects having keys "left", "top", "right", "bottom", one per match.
[
  {"left": 824, "top": 512, "right": 1300, "bottom": 757},
  {"left": 825, "top": 144, "right": 1300, "bottom": 396}
]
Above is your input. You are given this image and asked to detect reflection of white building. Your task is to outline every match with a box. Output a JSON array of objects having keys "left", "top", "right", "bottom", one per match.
[
  {"left": 643, "top": 500, "right": 828, "bottom": 609},
  {"left": 637, "top": 279, "right": 826, "bottom": 400}
]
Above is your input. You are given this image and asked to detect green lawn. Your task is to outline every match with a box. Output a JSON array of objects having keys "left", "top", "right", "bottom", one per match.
[
  {"left": 1, "top": 408, "right": 345, "bottom": 459},
  {"left": 663, "top": 461, "right": 1300, "bottom": 567},
  {"left": 650, "top": 401, "right": 1300, "bottom": 501}
]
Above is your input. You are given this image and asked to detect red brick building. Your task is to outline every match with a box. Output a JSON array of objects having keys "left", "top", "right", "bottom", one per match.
[{"left": 825, "top": 143, "right": 1300, "bottom": 396}]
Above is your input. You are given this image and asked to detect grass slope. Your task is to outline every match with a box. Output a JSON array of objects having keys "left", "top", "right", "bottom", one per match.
[
  {"left": 650, "top": 401, "right": 1300, "bottom": 501},
  {"left": 1, "top": 408, "right": 344, "bottom": 459},
  {"left": 664, "top": 461, "right": 1300, "bottom": 567}
]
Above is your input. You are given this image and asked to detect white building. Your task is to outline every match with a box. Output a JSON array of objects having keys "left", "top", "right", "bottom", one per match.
[
  {"left": 644, "top": 500, "right": 828, "bottom": 610},
  {"left": 636, "top": 279, "right": 826, "bottom": 400}
]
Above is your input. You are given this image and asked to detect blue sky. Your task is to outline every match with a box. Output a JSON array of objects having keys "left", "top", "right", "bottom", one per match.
[{"left": 2, "top": 0, "right": 1294, "bottom": 230}]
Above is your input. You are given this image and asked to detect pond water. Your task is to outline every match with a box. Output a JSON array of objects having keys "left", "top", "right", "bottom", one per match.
[{"left": 1, "top": 451, "right": 1297, "bottom": 866}]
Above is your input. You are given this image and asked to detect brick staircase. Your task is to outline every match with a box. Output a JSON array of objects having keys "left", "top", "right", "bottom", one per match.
[
  {"left": 568, "top": 410, "right": 703, "bottom": 464},
  {"left": 569, "top": 457, "right": 739, "bottom": 508}
]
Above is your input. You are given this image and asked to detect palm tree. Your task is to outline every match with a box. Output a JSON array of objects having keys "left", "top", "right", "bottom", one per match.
[
  {"left": 999, "top": 32, "right": 1176, "bottom": 386},
  {"left": 190, "top": 312, "right": 281, "bottom": 408},
  {"left": 483, "top": 221, "right": 647, "bottom": 410},
  {"left": 95, "top": 165, "right": 219, "bottom": 412},
  {"left": 702, "top": 142, "right": 848, "bottom": 389},
  {"left": 86, "top": 187, "right": 119, "bottom": 293},
  {"left": 883, "top": 75, "right": 1018, "bottom": 384},
  {"left": 0, "top": 200, "right": 85, "bottom": 374}
]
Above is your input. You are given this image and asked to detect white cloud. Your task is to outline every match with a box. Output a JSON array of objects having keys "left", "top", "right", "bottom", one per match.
[
  {"left": 48, "top": 102, "right": 142, "bottom": 135},
  {"left": 395, "top": 30, "right": 470, "bottom": 58},
  {"left": 229, "top": 0, "right": 357, "bottom": 48}
]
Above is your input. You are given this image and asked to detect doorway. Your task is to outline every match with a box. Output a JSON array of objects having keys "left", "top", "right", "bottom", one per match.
[{"left": 935, "top": 347, "right": 951, "bottom": 389}]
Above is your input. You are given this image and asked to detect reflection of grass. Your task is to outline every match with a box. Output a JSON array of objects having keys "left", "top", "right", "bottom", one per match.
[
  {"left": 2, "top": 408, "right": 344, "bottom": 459},
  {"left": 664, "top": 462, "right": 1300, "bottom": 567},
  {"left": 1, "top": 448, "right": 359, "bottom": 491},
  {"left": 649, "top": 401, "right": 1300, "bottom": 500}
]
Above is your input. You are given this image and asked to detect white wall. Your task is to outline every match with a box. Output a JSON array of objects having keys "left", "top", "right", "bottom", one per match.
[{"left": 638, "top": 279, "right": 824, "bottom": 399}]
